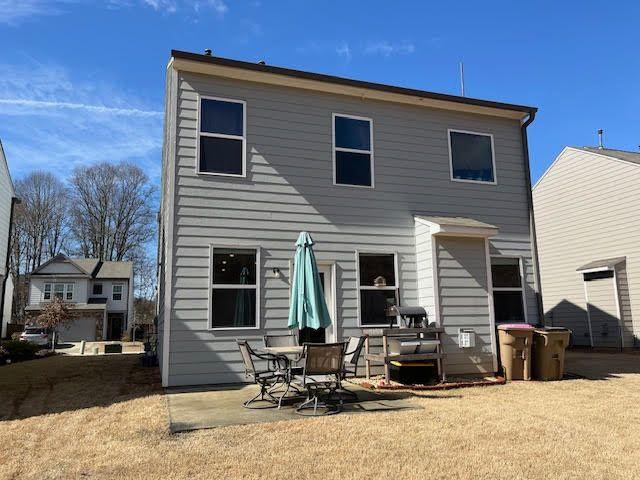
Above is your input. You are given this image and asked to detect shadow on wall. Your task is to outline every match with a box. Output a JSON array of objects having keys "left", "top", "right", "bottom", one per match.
[{"left": 546, "top": 299, "right": 636, "bottom": 349}]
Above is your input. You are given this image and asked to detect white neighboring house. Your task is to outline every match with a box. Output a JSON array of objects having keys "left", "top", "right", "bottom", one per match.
[
  {"left": 25, "top": 254, "right": 134, "bottom": 342},
  {"left": 0, "top": 140, "right": 17, "bottom": 339}
]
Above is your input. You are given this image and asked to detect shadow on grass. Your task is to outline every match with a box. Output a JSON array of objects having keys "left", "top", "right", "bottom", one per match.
[{"left": 0, "top": 354, "right": 161, "bottom": 421}]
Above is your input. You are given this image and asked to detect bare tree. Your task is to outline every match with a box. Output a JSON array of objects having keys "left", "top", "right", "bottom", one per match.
[
  {"left": 34, "top": 297, "right": 75, "bottom": 351},
  {"left": 69, "top": 161, "right": 156, "bottom": 261}
]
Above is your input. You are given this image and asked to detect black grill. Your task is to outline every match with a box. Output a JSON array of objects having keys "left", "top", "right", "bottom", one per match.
[{"left": 387, "top": 305, "right": 428, "bottom": 328}]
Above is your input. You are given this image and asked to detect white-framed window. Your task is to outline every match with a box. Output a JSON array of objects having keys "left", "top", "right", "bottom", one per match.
[
  {"left": 197, "top": 96, "right": 247, "bottom": 177},
  {"left": 448, "top": 129, "right": 497, "bottom": 184},
  {"left": 112, "top": 284, "right": 124, "bottom": 301},
  {"left": 357, "top": 252, "right": 399, "bottom": 326},
  {"left": 333, "top": 113, "right": 374, "bottom": 187},
  {"left": 209, "top": 246, "right": 260, "bottom": 330},
  {"left": 491, "top": 256, "right": 526, "bottom": 323},
  {"left": 43, "top": 283, "right": 74, "bottom": 301}
]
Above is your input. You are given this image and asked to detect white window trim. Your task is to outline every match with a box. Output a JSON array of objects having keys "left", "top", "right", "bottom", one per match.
[
  {"left": 196, "top": 95, "right": 247, "bottom": 178},
  {"left": 43, "top": 282, "right": 74, "bottom": 302},
  {"left": 448, "top": 128, "right": 498, "bottom": 185},
  {"left": 332, "top": 113, "right": 375, "bottom": 189},
  {"left": 355, "top": 250, "right": 399, "bottom": 327},
  {"left": 112, "top": 283, "right": 124, "bottom": 301},
  {"left": 490, "top": 255, "right": 528, "bottom": 323},
  {"left": 208, "top": 244, "right": 261, "bottom": 331}
]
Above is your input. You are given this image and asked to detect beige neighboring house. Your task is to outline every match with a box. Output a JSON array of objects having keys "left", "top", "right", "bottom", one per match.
[
  {"left": 25, "top": 254, "right": 134, "bottom": 342},
  {"left": 533, "top": 146, "right": 640, "bottom": 348},
  {"left": 0, "top": 140, "right": 17, "bottom": 339}
]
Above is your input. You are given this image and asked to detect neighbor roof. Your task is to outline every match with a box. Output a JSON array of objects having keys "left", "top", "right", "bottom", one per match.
[
  {"left": 94, "top": 261, "right": 133, "bottom": 279},
  {"left": 31, "top": 254, "right": 133, "bottom": 279},
  {"left": 170, "top": 50, "right": 537, "bottom": 119},
  {"left": 576, "top": 257, "right": 626, "bottom": 272},
  {"left": 578, "top": 147, "right": 640, "bottom": 166}
]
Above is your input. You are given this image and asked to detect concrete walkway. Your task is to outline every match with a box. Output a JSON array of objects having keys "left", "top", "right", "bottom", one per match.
[
  {"left": 57, "top": 341, "right": 144, "bottom": 356},
  {"left": 166, "top": 383, "right": 421, "bottom": 433}
]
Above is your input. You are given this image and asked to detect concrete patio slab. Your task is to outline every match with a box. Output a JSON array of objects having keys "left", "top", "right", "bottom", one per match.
[{"left": 166, "top": 383, "right": 421, "bottom": 433}]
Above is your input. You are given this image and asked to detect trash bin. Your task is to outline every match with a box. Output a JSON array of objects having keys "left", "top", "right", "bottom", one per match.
[
  {"left": 532, "top": 327, "right": 572, "bottom": 381},
  {"left": 497, "top": 324, "right": 535, "bottom": 381}
]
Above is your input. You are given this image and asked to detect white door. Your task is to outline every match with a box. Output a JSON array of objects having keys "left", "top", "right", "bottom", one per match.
[{"left": 318, "top": 264, "right": 336, "bottom": 342}]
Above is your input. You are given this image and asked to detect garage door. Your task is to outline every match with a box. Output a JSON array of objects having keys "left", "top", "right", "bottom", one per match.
[{"left": 59, "top": 318, "right": 96, "bottom": 342}]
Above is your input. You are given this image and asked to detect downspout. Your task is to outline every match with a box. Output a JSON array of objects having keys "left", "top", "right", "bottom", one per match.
[
  {"left": 0, "top": 197, "right": 20, "bottom": 336},
  {"left": 520, "top": 111, "right": 545, "bottom": 325}
]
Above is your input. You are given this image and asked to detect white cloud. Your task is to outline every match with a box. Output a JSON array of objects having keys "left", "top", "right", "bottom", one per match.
[
  {"left": 0, "top": 0, "right": 70, "bottom": 25},
  {"left": 0, "top": 62, "right": 163, "bottom": 182},
  {"left": 364, "top": 41, "right": 416, "bottom": 57},
  {"left": 336, "top": 42, "right": 352, "bottom": 62}
]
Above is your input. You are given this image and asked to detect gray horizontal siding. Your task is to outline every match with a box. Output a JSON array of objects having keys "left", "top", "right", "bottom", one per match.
[
  {"left": 533, "top": 148, "right": 640, "bottom": 347},
  {"left": 165, "top": 70, "right": 537, "bottom": 386}
]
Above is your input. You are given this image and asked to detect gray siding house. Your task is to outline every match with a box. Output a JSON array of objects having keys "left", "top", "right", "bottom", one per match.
[
  {"left": 0, "top": 140, "right": 16, "bottom": 339},
  {"left": 158, "top": 50, "right": 541, "bottom": 387},
  {"left": 25, "top": 254, "right": 134, "bottom": 341},
  {"left": 533, "top": 146, "right": 640, "bottom": 348}
]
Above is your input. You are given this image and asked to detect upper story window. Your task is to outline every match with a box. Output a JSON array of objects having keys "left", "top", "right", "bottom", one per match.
[
  {"left": 448, "top": 129, "right": 496, "bottom": 184},
  {"left": 358, "top": 253, "right": 398, "bottom": 326},
  {"left": 197, "top": 97, "right": 246, "bottom": 177},
  {"left": 93, "top": 283, "right": 103, "bottom": 295},
  {"left": 333, "top": 114, "right": 374, "bottom": 187},
  {"left": 112, "top": 284, "right": 124, "bottom": 301},
  {"left": 44, "top": 283, "right": 74, "bottom": 301},
  {"left": 210, "top": 247, "right": 259, "bottom": 329}
]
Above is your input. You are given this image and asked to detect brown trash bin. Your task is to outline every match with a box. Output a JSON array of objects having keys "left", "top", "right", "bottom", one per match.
[
  {"left": 497, "top": 324, "right": 534, "bottom": 381},
  {"left": 532, "top": 327, "right": 572, "bottom": 381}
]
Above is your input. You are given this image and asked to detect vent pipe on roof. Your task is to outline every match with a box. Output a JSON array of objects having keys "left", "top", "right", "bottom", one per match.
[
  {"left": 258, "top": 60, "right": 266, "bottom": 65},
  {"left": 597, "top": 129, "right": 604, "bottom": 149},
  {"left": 204, "top": 48, "right": 212, "bottom": 56}
]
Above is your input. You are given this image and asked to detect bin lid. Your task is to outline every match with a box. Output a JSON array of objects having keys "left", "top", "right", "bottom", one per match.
[
  {"left": 497, "top": 323, "right": 535, "bottom": 330},
  {"left": 534, "top": 327, "right": 571, "bottom": 334}
]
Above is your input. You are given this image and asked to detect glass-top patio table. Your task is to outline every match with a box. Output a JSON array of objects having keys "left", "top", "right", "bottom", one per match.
[{"left": 258, "top": 346, "right": 304, "bottom": 357}]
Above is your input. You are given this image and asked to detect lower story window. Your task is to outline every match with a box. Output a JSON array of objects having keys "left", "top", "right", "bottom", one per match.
[
  {"left": 358, "top": 253, "right": 399, "bottom": 326},
  {"left": 210, "top": 247, "right": 258, "bottom": 329},
  {"left": 491, "top": 257, "right": 525, "bottom": 323}
]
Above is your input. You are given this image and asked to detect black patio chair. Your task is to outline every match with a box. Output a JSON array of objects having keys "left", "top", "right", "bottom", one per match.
[
  {"left": 293, "top": 342, "right": 346, "bottom": 416},
  {"left": 236, "top": 339, "right": 288, "bottom": 409},
  {"left": 339, "top": 335, "right": 368, "bottom": 399}
]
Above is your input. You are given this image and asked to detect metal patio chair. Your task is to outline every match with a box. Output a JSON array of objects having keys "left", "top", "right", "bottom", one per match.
[
  {"left": 339, "top": 335, "right": 368, "bottom": 399},
  {"left": 236, "top": 339, "right": 288, "bottom": 409},
  {"left": 263, "top": 334, "right": 299, "bottom": 347},
  {"left": 293, "top": 342, "right": 346, "bottom": 416}
]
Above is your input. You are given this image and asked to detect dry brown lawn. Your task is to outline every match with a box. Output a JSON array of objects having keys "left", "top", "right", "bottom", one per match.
[{"left": 1, "top": 352, "right": 639, "bottom": 480}]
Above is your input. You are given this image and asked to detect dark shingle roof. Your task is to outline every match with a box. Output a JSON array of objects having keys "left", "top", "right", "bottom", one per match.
[{"left": 579, "top": 147, "right": 640, "bottom": 165}]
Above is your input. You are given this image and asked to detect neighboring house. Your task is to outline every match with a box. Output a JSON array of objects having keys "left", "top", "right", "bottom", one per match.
[
  {"left": 157, "top": 50, "right": 541, "bottom": 387},
  {"left": 25, "top": 254, "right": 134, "bottom": 342},
  {"left": 533, "top": 146, "right": 640, "bottom": 348},
  {"left": 0, "top": 140, "right": 17, "bottom": 339}
]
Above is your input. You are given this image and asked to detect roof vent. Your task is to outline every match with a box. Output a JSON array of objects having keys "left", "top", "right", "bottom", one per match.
[
  {"left": 204, "top": 48, "right": 212, "bottom": 56},
  {"left": 258, "top": 60, "right": 266, "bottom": 65},
  {"left": 597, "top": 129, "right": 604, "bottom": 149}
]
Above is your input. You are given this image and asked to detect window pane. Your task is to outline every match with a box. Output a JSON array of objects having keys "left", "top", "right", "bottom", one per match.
[
  {"left": 335, "top": 116, "right": 371, "bottom": 150},
  {"left": 450, "top": 131, "right": 494, "bottom": 182},
  {"left": 200, "top": 137, "right": 243, "bottom": 175},
  {"left": 54, "top": 284, "right": 64, "bottom": 299},
  {"left": 494, "top": 291, "right": 525, "bottom": 323},
  {"left": 360, "top": 290, "right": 397, "bottom": 326},
  {"left": 213, "top": 249, "right": 257, "bottom": 285},
  {"left": 335, "top": 151, "right": 371, "bottom": 186},
  {"left": 200, "top": 99, "right": 243, "bottom": 136},
  {"left": 491, "top": 257, "right": 521, "bottom": 288},
  {"left": 212, "top": 288, "right": 256, "bottom": 328},
  {"left": 66, "top": 284, "right": 73, "bottom": 300},
  {"left": 359, "top": 254, "right": 395, "bottom": 286},
  {"left": 93, "top": 284, "right": 103, "bottom": 295}
]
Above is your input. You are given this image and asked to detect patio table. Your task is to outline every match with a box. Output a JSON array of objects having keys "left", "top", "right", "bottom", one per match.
[{"left": 256, "top": 346, "right": 305, "bottom": 405}]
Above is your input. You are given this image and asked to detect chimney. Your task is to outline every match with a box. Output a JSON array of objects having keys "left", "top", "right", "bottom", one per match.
[
  {"left": 597, "top": 129, "right": 604, "bottom": 149},
  {"left": 204, "top": 48, "right": 212, "bottom": 56}
]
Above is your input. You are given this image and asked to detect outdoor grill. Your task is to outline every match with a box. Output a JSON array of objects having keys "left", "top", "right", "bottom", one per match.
[{"left": 386, "top": 305, "right": 428, "bottom": 328}]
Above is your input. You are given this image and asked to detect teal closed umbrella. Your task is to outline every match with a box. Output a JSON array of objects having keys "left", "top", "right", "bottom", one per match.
[
  {"left": 233, "top": 266, "right": 254, "bottom": 327},
  {"left": 288, "top": 232, "right": 332, "bottom": 331}
]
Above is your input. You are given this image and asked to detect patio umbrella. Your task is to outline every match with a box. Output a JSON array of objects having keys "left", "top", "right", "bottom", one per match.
[
  {"left": 288, "top": 232, "right": 332, "bottom": 331},
  {"left": 233, "top": 266, "right": 254, "bottom": 327}
]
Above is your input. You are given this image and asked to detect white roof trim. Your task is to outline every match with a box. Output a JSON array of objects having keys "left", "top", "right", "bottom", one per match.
[
  {"left": 414, "top": 215, "right": 499, "bottom": 238},
  {"left": 0, "top": 140, "right": 15, "bottom": 197},
  {"left": 533, "top": 146, "right": 640, "bottom": 191}
]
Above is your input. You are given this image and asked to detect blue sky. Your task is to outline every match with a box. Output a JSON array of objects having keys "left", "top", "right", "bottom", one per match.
[{"left": 1, "top": 0, "right": 639, "bottom": 185}]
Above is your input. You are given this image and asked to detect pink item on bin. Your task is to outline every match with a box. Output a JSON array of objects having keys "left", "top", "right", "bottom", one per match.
[{"left": 497, "top": 323, "right": 534, "bottom": 330}]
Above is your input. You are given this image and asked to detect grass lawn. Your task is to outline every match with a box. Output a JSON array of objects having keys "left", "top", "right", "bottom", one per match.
[{"left": 1, "top": 353, "right": 639, "bottom": 479}]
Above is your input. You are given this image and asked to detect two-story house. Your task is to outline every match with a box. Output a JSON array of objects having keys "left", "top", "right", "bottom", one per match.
[
  {"left": 157, "top": 50, "right": 541, "bottom": 387},
  {"left": 0, "top": 140, "right": 17, "bottom": 339},
  {"left": 25, "top": 254, "right": 134, "bottom": 341}
]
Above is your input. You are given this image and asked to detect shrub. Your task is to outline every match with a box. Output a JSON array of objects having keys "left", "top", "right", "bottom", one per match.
[{"left": 1, "top": 340, "right": 42, "bottom": 362}]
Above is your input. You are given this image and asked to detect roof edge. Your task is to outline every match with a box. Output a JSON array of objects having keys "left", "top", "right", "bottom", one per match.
[{"left": 170, "top": 50, "right": 537, "bottom": 118}]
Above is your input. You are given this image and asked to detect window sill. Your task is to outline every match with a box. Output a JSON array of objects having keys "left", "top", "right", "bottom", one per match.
[
  {"left": 196, "top": 170, "right": 247, "bottom": 178},
  {"left": 450, "top": 177, "right": 497, "bottom": 185}
]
